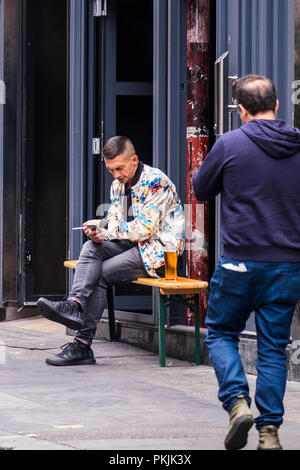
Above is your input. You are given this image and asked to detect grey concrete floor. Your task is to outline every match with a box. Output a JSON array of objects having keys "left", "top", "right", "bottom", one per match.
[{"left": 0, "top": 316, "right": 299, "bottom": 451}]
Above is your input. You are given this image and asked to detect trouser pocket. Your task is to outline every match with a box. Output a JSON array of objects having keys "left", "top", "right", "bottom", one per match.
[
  {"left": 279, "top": 270, "right": 300, "bottom": 306},
  {"left": 214, "top": 264, "right": 249, "bottom": 298}
]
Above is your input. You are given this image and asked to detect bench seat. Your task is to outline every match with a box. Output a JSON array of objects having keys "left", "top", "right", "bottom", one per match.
[{"left": 64, "top": 260, "right": 208, "bottom": 366}]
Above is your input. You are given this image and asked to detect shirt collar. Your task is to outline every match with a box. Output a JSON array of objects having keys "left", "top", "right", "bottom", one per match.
[{"left": 125, "top": 161, "right": 144, "bottom": 190}]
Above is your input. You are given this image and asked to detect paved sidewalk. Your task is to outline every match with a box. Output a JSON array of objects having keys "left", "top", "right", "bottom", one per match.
[{"left": 0, "top": 316, "right": 299, "bottom": 451}]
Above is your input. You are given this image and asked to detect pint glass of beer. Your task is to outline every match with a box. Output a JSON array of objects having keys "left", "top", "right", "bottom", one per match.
[{"left": 164, "top": 248, "right": 178, "bottom": 281}]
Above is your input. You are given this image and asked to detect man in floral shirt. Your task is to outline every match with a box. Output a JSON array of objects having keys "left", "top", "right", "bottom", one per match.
[{"left": 37, "top": 136, "right": 185, "bottom": 366}]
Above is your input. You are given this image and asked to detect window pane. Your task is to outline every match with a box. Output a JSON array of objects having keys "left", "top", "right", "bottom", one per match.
[
  {"left": 116, "top": 0, "right": 153, "bottom": 82},
  {"left": 116, "top": 95, "right": 153, "bottom": 166}
]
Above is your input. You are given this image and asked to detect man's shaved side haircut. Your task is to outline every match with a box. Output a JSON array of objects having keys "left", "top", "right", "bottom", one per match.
[{"left": 102, "top": 136, "right": 136, "bottom": 160}]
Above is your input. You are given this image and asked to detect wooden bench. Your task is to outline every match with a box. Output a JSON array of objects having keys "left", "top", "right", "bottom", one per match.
[{"left": 64, "top": 260, "right": 208, "bottom": 367}]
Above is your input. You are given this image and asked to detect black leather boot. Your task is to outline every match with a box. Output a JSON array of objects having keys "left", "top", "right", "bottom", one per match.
[
  {"left": 37, "top": 298, "right": 84, "bottom": 330},
  {"left": 45, "top": 339, "right": 96, "bottom": 366}
]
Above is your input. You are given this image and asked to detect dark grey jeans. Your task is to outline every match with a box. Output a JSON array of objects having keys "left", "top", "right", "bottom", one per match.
[{"left": 69, "top": 239, "right": 148, "bottom": 342}]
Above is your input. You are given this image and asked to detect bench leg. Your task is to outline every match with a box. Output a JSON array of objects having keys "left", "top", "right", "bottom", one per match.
[
  {"left": 158, "top": 291, "right": 166, "bottom": 367},
  {"left": 107, "top": 286, "right": 116, "bottom": 341},
  {"left": 194, "top": 294, "right": 200, "bottom": 365}
]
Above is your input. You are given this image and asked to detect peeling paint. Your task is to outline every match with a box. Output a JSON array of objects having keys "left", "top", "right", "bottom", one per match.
[
  {"left": 186, "top": 0, "right": 211, "bottom": 327},
  {"left": 187, "top": 126, "right": 209, "bottom": 138},
  {"left": 187, "top": 0, "right": 210, "bottom": 44}
]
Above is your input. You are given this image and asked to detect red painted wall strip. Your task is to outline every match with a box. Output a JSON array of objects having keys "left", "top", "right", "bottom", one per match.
[{"left": 186, "top": 0, "right": 210, "bottom": 327}]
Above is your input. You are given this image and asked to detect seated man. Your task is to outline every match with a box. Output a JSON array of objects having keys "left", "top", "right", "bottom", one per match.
[{"left": 37, "top": 136, "right": 185, "bottom": 366}]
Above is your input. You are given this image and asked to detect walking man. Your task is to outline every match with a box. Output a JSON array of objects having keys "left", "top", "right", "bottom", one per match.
[
  {"left": 193, "top": 75, "right": 300, "bottom": 450},
  {"left": 38, "top": 136, "right": 185, "bottom": 366}
]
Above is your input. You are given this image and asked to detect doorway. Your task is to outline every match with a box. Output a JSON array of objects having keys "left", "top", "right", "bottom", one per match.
[{"left": 22, "top": 0, "right": 68, "bottom": 302}]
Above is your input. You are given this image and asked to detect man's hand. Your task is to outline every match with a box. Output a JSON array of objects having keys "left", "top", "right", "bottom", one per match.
[
  {"left": 89, "top": 228, "right": 109, "bottom": 243},
  {"left": 83, "top": 220, "right": 109, "bottom": 244}
]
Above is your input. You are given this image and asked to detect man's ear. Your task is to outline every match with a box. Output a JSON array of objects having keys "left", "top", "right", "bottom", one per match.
[
  {"left": 275, "top": 99, "right": 279, "bottom": 114},
  {"left": 238, "top": 104, "right": 248, "bottom": 123},
  {"left": 239, "top": 104, "right": 246, "bottom": 115}
]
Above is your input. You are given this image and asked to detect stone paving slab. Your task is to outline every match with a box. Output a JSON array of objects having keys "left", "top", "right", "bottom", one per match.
[{"left": 0, "top": 317, "right": 299, "bottom": 451}]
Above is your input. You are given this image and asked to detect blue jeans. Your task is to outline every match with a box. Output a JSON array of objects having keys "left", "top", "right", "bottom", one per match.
[
  {"left": 69, "top": 240, "right": 148, "bottom": 342},
  {"left": 205, "top": 257, "right": 300, "bottom": 429}
]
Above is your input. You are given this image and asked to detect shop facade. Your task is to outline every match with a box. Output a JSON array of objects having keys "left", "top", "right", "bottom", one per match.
[{"left": 0, "top": 0, "right": 300, "bottom": 378}]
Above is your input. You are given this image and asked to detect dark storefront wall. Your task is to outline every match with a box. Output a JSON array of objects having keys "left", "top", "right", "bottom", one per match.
[
  {"left": 216, "top": 0, "right": 294, "bottom": 125},
  {"left": 23, "top": 0, "right": 68, "bottom": 302},
  {"left": 0, "top": 0, "right": 296, "bottom": 325},
  {"left": 0, "top": 0, "right": 4, "bottom": 308},
  {"left": 213, "top": 1, "right": 300, "bottom": 380},
  {"left": 1, "top": 0, "right": 19, "bottom": 315},
  {"left": 0, "top": 0, "right": 197, "bottom": 327},
  {"left": 215, "top": 0, "right": 295, "bottom": 333},
  {"left": 0, "top": 0, "right": 210, "bottom": 327},
  {"left": 0, "top": 0, "right": 68, "bottom": 318}
]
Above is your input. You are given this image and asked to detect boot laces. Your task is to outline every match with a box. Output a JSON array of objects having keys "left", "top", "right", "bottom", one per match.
[
  {"left": 58, "top": 300, "right": 80, "bottom": 317},
  {"left": 58, "top": 341, "right": 86, "bottom": 358},
  {"left": 60, "top": 342, "right": 76, "bottom": 353}
]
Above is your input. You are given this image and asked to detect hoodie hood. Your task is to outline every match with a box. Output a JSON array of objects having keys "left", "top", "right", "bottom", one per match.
[{"left": 241, "top": 119, "right": 300, "bottom": 159}]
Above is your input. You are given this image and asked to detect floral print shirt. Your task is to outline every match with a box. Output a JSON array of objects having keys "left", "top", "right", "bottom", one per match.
[{"left": 106, "top": 163, "right": 185, "bottom": 277}]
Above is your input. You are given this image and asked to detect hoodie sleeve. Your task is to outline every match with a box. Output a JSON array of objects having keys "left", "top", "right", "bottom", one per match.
[{"left": 192, "top": 137, "right": 225, "bottom": 201}]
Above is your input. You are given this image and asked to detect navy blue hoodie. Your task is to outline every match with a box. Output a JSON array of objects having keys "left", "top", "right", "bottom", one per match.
[{"left": 193, "top": 119, "right": 300, "bottom": 262}]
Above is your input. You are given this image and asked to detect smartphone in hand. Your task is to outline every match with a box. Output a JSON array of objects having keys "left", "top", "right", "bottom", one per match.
[
  {"left": 84, "top": 219, "right": 100, "bottom": 231},
  {"left": 72, "top": 223, "right": 98, "bottom": 231}
]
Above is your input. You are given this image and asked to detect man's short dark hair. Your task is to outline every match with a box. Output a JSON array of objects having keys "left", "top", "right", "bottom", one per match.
[
  {"left": 234, "top": 74, "right": 277, "bottom": 116},
  {"left": 102, "top": 136, "right": 135, "bottom": 160}
]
